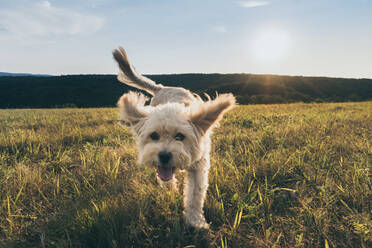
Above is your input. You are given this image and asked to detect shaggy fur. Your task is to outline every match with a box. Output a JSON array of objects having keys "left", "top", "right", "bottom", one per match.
[{"left": 113, "top": 47, "right": 235, "bottom": 228}]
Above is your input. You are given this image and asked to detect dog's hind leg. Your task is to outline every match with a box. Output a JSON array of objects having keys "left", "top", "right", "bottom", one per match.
[{"left": 183, "top": 158, "right": 210, "bottom": 229}]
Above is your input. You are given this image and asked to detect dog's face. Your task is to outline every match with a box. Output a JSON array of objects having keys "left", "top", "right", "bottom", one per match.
[
  {"left": 118, "top": 91, "right": 235, "bottom": 181},
  {"left": 137, "top": 107, "right": 200, "bottom": 181}
]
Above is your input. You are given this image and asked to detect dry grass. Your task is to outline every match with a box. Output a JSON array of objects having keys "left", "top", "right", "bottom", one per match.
[{"left": 0, "top": 102, "right": 371, "bottom": 247}]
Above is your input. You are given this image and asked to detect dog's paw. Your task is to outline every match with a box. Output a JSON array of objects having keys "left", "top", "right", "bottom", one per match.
[
  {"left": 194, "top": 219, "right": 210, "bottom": 229},
  {"left": 184, "top": 212, "right": 210, "bottom": 229}
]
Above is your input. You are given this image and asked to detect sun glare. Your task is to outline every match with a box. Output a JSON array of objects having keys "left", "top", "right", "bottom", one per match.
[{"left": 251, "top": 29, "right": 290, "bottom": 63}]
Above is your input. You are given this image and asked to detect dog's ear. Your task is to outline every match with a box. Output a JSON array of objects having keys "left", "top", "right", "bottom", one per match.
[
  {"left": 117, "top": 91, "right": 149, "bottom": 127},
  {"left": 190, "top": 93, "right": 236, "bottom": 134}
]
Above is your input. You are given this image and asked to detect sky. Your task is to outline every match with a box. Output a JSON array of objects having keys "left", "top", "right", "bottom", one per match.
[{"left": 0, "top": 0, "right": 371, "bottom": 78}]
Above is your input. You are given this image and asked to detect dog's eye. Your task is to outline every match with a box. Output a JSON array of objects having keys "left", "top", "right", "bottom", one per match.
[
  {"left": 175, "top": 133, "right": 185, "bottom": 141},
  {"left": 150, "top": 132, "right": 160, "bottom": 141}
]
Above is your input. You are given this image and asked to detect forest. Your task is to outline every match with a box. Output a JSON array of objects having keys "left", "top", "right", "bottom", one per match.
[{"left": 0, "top": 73, "right": 371, "bottom": 108}]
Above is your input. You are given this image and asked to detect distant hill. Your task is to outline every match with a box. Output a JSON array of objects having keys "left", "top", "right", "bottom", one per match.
[
  {"left": 0, "top": 72, "right": 51, "bottom": 77},
  {"left": 0, "top": 73, "right": 371, "bottom": 108}
]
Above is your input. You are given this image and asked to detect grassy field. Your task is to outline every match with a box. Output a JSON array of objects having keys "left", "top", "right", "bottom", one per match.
[{"left": 0, "top": 102, "right": 371, "bottom": 247}]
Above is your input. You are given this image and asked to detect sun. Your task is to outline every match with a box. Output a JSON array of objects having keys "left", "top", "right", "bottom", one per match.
[{"left": 251, "top": 29, "right": 290, "bottom": 63}]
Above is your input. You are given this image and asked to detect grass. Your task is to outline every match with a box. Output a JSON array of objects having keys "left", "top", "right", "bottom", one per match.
[{"left": 0, "top": 102, "right": 371, "bottom": 247}]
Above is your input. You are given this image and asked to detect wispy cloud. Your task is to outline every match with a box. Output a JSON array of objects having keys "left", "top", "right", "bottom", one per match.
[
  {"left": 211, "top": 25, "right": 227, "bottom": 34},
  {"left": 0, "top": 1, "right": 104, "bottom": 37},
  {"left": 238, "top": 1, "right": 270, "bottom": 8}
]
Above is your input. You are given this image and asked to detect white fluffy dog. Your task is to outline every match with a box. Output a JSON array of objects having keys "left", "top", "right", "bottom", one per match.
[{"left": 113, "top": 47, "right": 235, "bottom": 228}]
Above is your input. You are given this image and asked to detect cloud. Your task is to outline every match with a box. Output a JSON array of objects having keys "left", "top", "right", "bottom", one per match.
[
  {"left": 238, "top": 1, "right": 270, "bottom": 8},
  {"left": 0, "top": 1, "right": 104, "bottom": 37},
  {"left": 88, "top": 0, "right": 113, "bottom": 8},
  {"left": 212, "top": 25, "right": 227, "bottom": 34}
]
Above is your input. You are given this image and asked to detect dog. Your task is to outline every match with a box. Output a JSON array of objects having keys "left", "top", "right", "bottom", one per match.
[{"left": 113, "top": 47, "right": 235, "bottom": 228}]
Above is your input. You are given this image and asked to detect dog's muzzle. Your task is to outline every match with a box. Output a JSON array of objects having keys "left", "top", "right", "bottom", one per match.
[
  {"left": 158, "top": 151, "right": 172, "bottom": 164},
  {"left": 157, "top": 151, "right": 174, "bottom": 181}
]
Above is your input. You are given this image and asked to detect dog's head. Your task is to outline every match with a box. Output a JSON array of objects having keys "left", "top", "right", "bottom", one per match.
[{"left": 118, "top": 91, "right": 235, "bottom": 181}]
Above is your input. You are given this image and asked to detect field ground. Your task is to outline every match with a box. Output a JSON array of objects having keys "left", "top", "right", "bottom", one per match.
[{"left": 0, "top": 102, "right": 371, "bottom": 247}]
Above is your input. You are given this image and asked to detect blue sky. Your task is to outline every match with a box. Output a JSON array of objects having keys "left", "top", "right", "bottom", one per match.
[{"left": 0, "top": 0, "right": 371, "bottom": 78}]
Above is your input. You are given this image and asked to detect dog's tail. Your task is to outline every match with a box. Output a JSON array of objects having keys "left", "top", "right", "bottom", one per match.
[{"left": 113, "top": 47, "right": 163, "bottom": 95}]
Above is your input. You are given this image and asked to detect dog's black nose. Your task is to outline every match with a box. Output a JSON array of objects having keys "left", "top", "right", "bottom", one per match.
[{"left": 158, "top": 151, "right": 172, "bottom": 164}]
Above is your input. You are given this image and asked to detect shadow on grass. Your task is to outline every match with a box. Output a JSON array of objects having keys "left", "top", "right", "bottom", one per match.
[
  {"left": 64, "top": 196, "right": 213, "bottom": 247},
  {"left": 2, "top": 185, "right": 214, "bottom": 248}
]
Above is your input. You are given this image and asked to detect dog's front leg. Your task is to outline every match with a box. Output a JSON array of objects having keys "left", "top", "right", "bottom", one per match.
[{"left": 183, "top": 158, "right": 210, "bottom": 228}]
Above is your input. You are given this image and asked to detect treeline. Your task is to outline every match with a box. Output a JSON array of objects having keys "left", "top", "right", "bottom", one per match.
[{"left": 0, "top": 73, "right": 371, "bottom": 108}]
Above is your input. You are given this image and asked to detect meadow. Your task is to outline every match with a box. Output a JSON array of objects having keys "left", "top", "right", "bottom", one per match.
[{"left": 0, "top": 102, "right": 371, "bottom": 247}]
